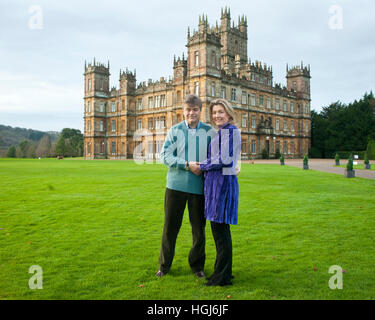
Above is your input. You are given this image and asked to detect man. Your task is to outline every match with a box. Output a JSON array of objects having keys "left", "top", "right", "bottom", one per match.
[{"left": 156, "top": 94, "right": 212, "bottom": 278}]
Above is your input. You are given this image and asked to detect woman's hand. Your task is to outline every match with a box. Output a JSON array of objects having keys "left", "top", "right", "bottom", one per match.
[{"left": 189, "top": 162, "right": 202, "bottom": 176}]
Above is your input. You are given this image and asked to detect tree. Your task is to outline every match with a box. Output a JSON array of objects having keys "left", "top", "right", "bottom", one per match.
[
  {"left": 26, "top": 144, "right": 37, "bottom": 158},
  {"left": 55, "top": 136, "right": 66, "bottom": 156},
  {"left": 57, "top": 128, "right": 83, "bottom": 157},
  {"left": 7, "top": 146, "right": 16, "bottom": 158},
  {"left": 367, "top": 139, "right": 375, "bottom": 160},
  {"left": 311, "top": 92, "right": 375, "bottom": 158},
  {"left": 36, "top": 134, "right": 52, "bottom": 158},
  {"left": 17, "top": 139, "right": 31, "bottom": 158}
]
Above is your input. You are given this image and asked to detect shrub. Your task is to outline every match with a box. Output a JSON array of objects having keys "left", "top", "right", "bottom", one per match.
[
  {"left": 274, "top": 148, "right": 281, "bottom": 159},
  {"left": 303, "top": 154, "right": 308, "bottom": 166},
  {"left": 261, "top": 148, "right": 269, "bottom": 159},
  {"left": 280, "top": 154, "right": 284, "bottom": 164},
  {"left": 347, "top": 155, "right": 354, "bottom": 171},
  {"left": 364, "top": 152, "right": 369, "bottom": 165},
  {"left": 6, "top": 146, "right": 16, "bottom": 158}
]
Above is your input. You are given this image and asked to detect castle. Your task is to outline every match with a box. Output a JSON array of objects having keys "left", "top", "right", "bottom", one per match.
[{"left": 83, "top": 8, "right": 311, "bottom": 160}]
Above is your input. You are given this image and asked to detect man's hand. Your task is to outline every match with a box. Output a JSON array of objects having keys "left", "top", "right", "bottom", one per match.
[{"left": 189, "top": 162, "right": 202, "bottom": 176}]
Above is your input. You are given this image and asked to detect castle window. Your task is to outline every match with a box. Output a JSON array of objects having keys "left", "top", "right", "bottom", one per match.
[
  {"left": 293, "top": 81, "right": 297, "bottom": 91},
  {"left": 211, "top": 81, "right": 215, "bottom": 97},
  {"left": 290, "top": 102, "right": 295, "bottom": 113},
  {"left": 100, "top": 142, "right": 104, "bottom": 154},
  {"left": 259, "top": 95, "right": 264, "bottom": 106},
  {"left": 221, "top": 86, "right": 226, "bottom": 99},
  {"left": 276, "top": 118, "right": 280, "bottom": 130},
  {"left": 148, "top": 118, "right": 153, "bottom": 130},
  {"left": 275, "top": 98, "right": 280, "bottom": 110},
  {"left": 161, "top": 116, "right": 166, "bottom": 128},
  {"left": 283, "top": 141, "right": 288, "bottom": 154},
  {"left": 100, "top": 120, "right": 104, "bottom": 132},
  {"left": 87, "top": 120, "right": 91, "bottom": 132},
  {"left": 305, "top": 123, "right": 309, "bottom": 133},
  {"left": 138, "top": 98, "right": 143, "bottom": 110},
  {"left": 291, "top": 120, "right": 295, "bottom": 131},
  {"left": 137, "top": 119, "right": 142, "bottom": 130},
  {"left": 251, "top": 116, "right": 256, "bottom": 129},
  {"left": 250, "top": 94, "right": 256, "bottom": 106},
  {"left": 100, "top": 102, "right": 104, "bottom": 113},
  {"left": 241, "top": 92, "right": 247, "bottom": 105},
  {"left": 259, "top": 76, "right": 263, "bottom": 84},
  {"left": 87, "top": 101, "right": 91, "bottom": 113},
  {"left": 251, "top": 74, "right": 255, "bottom": 81},
  {"left": 231, "top": 88, "right": 236, "bottom": 101},
  {"left": 155, "top": 96, "right": 160, "bottom": 108},
  {"left": 148, "top": 97, "right": 153, "bottom": 109},
  {"left": 304, "top": 103, "right": 309, "bottom": 114},
  {"left": 161, "top": 94, "right": 166, "bottom": 107},
  {"left": 88, "top": 79, "right": 92, "bottom": 91},
  {"left": 283, "top": 101, "right": 288, "bottom": 112},
  {"left": 266, "top": 97, "right": 271, "bottom": 109},
  {"left": 283, "top": 120, "right": 287, "bottom": 131},
  {"left": 148, "top": 141, "right": 153, "bottom": 157},
  {"left": 241, "top": 141, "right": 247, "bottom": 153},
  {"left": 291, "top": 141, "right": 295, "bottom": 154},
  {"left": 194, "top": 82, "right": 199, "bottom": 96},
  {"left": 251, "top": 140, "right": 256, "bottom": 154},
  {"left": 276, "top": 141, "right": 280, "bottom": 153},
  {"left": 111, "top": 120, "right": 116, "bottom": 132},
  {"left": 241, "top": 114, "right": 247, "bottom": 128},
  {"left": 111, "top": 102, "right": 116, "bottom": 112},
  {"left": 111, "top": 142, "right": 116, "bottom": 155},
  {"left": 267, "top": 78, "right": 272, "bottom": 86},
  {"left": 122, "top": 120, "right": 125, "bottom": 133},
  {"left": 194, "top": 51, "right": 199, "bottom": 66}
]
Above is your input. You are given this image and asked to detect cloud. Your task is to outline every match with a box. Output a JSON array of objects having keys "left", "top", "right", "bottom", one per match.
[{"left": 0, "top": 0, "right": 374, "bottom": 131}]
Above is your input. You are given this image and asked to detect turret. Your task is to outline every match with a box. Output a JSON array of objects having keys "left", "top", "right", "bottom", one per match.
[
  {"left": 119, "top": 68, "right": 136, "bottom": 96},
  {"left": 220, "top": 6, "right": 231, "bottom": 31},
  {"left": 84, "top": 58, "right": 110, "bottom": 97},
  {"left": 286, "top": 62, "right": 311, "bottom": 99}
]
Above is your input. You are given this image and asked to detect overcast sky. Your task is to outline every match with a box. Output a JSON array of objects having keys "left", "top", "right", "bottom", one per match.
[{"left": 0, "top": 0, "right": 374, "bottom": 132}]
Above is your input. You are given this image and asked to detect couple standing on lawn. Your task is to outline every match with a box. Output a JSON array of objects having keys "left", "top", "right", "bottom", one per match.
[{"left": 155, "top": 94, "right": 241, "bottom": 286}]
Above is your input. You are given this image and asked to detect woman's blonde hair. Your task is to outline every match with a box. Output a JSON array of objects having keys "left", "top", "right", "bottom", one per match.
[{"left": 208, "top": 98, "right": 237, "bottom": 128}]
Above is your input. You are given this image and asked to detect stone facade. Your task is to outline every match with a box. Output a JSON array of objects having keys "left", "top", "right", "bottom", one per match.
[{"left": 83, "top": 8, "right": 311, "bottom": 160}]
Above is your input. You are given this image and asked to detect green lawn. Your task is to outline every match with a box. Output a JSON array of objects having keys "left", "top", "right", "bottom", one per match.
[
  {"left": 337, "top": 164, "right": 375, "bottom": 171},
  {"left": 1, "top": 158, "right": 375, "bottom": 300}
]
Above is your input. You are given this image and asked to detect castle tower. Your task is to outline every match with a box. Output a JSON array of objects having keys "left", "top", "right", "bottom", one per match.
[
  {"left": 220, "top": 7, "right": 248, "bottom": 73},
  {"left": 186, "top": 13, "right": 222, "bottom": 122},
  {"left": 286, "top": 62, "right": 312, "bottom": 156},
  {"left": 83, "top": 59, "right": 110, "bottom": 159},
  {"left": 286, "top": 62, "right": 311, "bottom": 99}
]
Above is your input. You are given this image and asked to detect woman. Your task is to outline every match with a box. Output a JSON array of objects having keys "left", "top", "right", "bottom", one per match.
[{"left": 199, "top": 98, "right": 241, "bottom": 286}]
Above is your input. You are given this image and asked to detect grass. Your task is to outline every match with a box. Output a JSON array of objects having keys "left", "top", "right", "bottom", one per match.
[
  {"left": 1, "top": 158, "right": 375, "bottom": 300},
  {"left": 336, "top": 164, "right": 375, "bottom": 171}
]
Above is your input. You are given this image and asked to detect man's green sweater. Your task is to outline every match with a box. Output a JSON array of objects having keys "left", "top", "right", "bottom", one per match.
[{"left": 161, "top": 121, "right": 213, "bottom": 195}]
